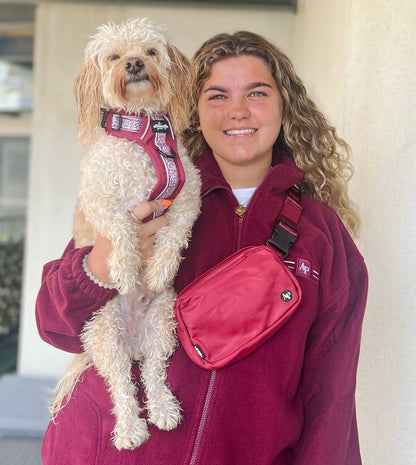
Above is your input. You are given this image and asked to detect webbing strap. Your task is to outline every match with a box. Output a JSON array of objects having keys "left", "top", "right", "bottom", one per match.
[
  {"left": 266, "top": 186, "right": 302, "bottom": 258},
  {"left": 99, "top": 109, "right": 185, "bottom": 205}
]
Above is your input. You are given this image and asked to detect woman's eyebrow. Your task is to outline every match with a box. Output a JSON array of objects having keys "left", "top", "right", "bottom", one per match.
[
  {"left": 246, "top": 82, "right": 273, "bottom": 90},
  {"left": 203, "top": 86, "right": 227, "bottom": 93},
  {"left": 203, "top": 82, "right": 273, "bottom": 93}
]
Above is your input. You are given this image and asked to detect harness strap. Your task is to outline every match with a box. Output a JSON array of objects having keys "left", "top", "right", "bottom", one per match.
[
  {"left": 267, "top": 186, "right": 302, "bottom": 258},
  {"left": 100, "top": 109, "right": 185, "bottom": 214}
]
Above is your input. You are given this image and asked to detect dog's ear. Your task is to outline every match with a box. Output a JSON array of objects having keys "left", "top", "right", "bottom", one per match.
[
  {"left": 74, "top": 55, "right": 102, "bottom": 145},
  {"left": 166, "top": 45, "right": 192, "bottom": 136}
]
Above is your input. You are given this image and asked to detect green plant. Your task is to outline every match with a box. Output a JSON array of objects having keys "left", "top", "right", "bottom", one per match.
[{"left": 0, "top": 239, "right": 23, "bottom": 334}]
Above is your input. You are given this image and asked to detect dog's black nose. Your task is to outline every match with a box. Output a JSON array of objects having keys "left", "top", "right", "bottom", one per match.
[{"left": 125, "top": 59, "right": 144, "bottom": 75}]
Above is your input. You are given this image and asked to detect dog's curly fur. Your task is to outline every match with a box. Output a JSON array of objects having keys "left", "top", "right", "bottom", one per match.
[{"left": 49, "top": 17, "right": 201, "bottom": 450}]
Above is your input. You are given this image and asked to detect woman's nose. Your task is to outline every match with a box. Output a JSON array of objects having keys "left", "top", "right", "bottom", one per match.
[{"left": 228, "top": 99, "right": 250, "bottom": 120}]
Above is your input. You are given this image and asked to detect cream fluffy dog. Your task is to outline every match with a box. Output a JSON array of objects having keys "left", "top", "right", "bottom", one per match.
[{"left": 50, "top": 18, "right": 201, "bottom": 450}]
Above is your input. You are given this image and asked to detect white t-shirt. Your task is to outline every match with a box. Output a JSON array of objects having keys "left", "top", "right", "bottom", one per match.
[{"left": 232, "top": 187, "right": 257, "bottom": 207}]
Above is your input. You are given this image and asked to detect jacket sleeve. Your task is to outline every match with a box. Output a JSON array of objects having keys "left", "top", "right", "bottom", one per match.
[
  {"left": 292, "top": 225, "right": 368, "bottom": 465},
  {"left": 35, "top": 239, "right": 118, "bottom": 353}
]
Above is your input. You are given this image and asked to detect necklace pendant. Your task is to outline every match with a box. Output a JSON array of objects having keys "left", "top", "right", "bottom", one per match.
[{"left": 235, "top": 205, "right": 247, "bottom": 217}]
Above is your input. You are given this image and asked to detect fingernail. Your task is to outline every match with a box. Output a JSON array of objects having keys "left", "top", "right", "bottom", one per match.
[{"left": 162, "top": 199, "right": 172, "bottom": 208}]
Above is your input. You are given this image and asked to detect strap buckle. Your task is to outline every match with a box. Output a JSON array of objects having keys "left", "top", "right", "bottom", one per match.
[{"left": 266, "top": 219, "right": 298, "bottom": 257}]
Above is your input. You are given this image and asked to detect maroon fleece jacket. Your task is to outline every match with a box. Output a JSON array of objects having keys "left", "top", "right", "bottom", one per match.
[{"left": 36, "top": 149, "right": 368, "bottom": 465}]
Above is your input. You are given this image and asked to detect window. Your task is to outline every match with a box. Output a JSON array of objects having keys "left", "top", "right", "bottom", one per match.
[
  {"left": 0, "top": 137, "right": 28, "bottom": 241},
  {"left": 0, "top": 137, "right": 28, "bottom": 349}
]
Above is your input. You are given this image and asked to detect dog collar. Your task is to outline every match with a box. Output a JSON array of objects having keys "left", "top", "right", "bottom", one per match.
[{"left": 100, "top": 109, "right": 185, "bottom": 209}]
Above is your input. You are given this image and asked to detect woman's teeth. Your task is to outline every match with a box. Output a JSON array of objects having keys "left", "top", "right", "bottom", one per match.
[{"left": 225, "top": 129, "right": 256, "bottom": 136}]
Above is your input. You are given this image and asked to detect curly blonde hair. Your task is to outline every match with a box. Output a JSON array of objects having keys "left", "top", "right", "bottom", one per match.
[{"left": 183, "top": 31, "right": 360, "bottom": 236}]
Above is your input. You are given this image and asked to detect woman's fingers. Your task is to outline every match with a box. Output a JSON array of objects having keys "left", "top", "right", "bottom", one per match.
[
  {"left": 130, "top": 199, "right": 171, "bottom": 223},
  {"left": 132, "top": 200, "right": 171, "bottom": 261}
]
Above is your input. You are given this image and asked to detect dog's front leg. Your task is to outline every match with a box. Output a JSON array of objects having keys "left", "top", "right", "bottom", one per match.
[
  {"left": 106, "top": 214, "right": 142, "bottom": 294},
  {"left": 79, "top": 209, "right": 141, "bottom": 295},
  {"left": 144, "top": 155, "right": 201, "bottom": 293},
  {"left": 137, "top": 289, "right": 182, "bottom": 430},
  {"left": 78, "top": 142, "right": 149, "bottom": 295},
  {"left": 82, "top": 296, "right": 149, "bottom": 450}
]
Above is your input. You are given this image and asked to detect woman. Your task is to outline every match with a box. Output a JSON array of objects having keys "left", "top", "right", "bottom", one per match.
[{"left": 37, "top": 31, "right": 367, "bottom": 465}]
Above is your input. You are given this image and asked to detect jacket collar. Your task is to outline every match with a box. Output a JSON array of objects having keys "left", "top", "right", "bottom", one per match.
[{"left": 196, "top": 148, "right": 304, "bottom": 197}]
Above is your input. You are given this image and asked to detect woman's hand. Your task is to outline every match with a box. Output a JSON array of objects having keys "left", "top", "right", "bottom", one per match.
[
  {"left": 130, "top": 199, "right": 171, "bottom": 261},
  {"left": 87, "top": 199, "right": 171, "bottom": 285}
]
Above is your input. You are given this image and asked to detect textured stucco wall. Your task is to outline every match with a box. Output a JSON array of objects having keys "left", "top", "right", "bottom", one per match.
[{"left": 293, "top": 1, "right": 416, "bottom": 464}]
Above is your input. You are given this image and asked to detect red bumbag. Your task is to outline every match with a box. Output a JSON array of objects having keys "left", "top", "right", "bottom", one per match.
[{"left": 174, "top": 244, "right": 302, "bottom": 370}]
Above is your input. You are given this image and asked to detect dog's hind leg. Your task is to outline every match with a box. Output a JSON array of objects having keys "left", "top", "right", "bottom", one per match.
[
  {"left": 137, "top": 290, "right": 182, "bottom": 430},
  {"left": 82, "top": 297, "right": 149, "bottom": 450}
]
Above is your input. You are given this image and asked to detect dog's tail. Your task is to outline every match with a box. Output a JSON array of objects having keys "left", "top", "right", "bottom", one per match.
[{"left": 49, "top": 353, "right": 93, "bottom": 421}]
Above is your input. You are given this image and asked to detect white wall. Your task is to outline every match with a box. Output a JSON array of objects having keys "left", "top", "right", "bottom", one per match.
[
  {"left": 18, "top": 2, "right": 294, "bottom": 376},
  {"left": 293, "top": 1, "right": 416, "bottom": 464}
]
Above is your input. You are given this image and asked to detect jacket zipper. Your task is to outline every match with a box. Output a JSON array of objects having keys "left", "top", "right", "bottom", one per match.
[
  {"left": 188, "top": 370, "right": 217, "bottom": 465},
  {"left": 236, "top": 215, "right": 244, "bottom": 250},
  {"left": 187, "top": 188, "right": 244, "bottom": 464}
]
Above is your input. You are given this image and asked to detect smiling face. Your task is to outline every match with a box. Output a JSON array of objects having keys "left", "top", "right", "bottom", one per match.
[{"left": 197, "top": 55, "right": 283, "bottom": 187}]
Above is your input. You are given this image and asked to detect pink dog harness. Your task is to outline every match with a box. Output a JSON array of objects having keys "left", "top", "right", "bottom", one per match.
[{"left": 100, "top": 109, "right": 185, "bottom": 207}]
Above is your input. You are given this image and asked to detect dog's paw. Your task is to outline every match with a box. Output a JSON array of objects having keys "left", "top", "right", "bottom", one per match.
[
  {"left": 109, "top": 259, "right": 139, "bottom": 295},
  {"left": 148, "top": 396, "right": 182, "bottom": 431},
  {"left": 112, "top": 417, "right": 149, "bottom": 450},
  {"left": 113, "top": 275, "right": 137, "bottom": 295}
]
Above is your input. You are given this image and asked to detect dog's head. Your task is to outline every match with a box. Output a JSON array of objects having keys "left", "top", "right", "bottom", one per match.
[{"left": 75, "top": 17, "right": 191, "bottom": 144}]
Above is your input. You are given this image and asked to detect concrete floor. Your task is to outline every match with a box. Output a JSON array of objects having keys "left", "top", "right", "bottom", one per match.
[
  {"left": 0, "top": 374, "right": 56, "bottom": 465},
  {"left": 0, "top": 437, "right": 43, "bottom": 465}
]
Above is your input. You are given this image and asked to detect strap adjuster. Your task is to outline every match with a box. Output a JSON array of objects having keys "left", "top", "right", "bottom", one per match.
[
  {"left": 100, "top": 109, "right": 109, "bottom": 128},
  {"left": 111, "top": 113, "right": 123, "bottom": 131},
  {"left": 266, "top": 219, "right": 298, "bottom": 257}
]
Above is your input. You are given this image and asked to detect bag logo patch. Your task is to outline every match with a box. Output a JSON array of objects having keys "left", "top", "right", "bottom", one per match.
[{"left": 280, "top": 290, "right": 293, "bottom": 302}]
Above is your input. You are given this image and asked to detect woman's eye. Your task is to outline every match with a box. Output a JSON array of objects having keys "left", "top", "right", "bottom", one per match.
[
  {"left": 250, "top": 91, "right": 267, "bottom": 97},
  {"left": 209, "top": 94, "right": 226, "bottom": 101},
  {"left": 110, "top": 55, "right": 120, "bottom": 61},
  {"left": 146, "top": 49, "right": 156, "bottom": 57}
]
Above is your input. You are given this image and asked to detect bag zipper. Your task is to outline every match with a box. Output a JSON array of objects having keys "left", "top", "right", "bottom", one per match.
[{"left": 188, "top": 370, "right": 217, "bottom": 465}]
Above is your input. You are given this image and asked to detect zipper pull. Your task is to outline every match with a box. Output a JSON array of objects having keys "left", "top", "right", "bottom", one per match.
[{"left": 234, "top": 205, "right": 247, "bottom": 217}]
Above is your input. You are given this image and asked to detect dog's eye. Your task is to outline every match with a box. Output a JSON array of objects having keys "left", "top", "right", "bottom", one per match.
[
  {"left": 146, "top": 49, "right": 156, "bottom": 57},
  {"left": 110, "top": 55, "right": 120, "bottom": 61}
]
